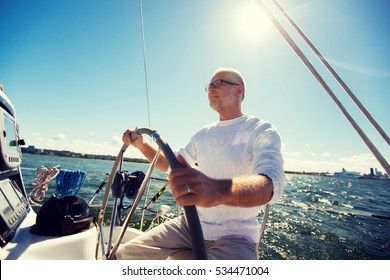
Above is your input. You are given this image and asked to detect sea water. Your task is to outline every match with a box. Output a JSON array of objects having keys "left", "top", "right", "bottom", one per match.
[{"left": 20, "top": 154, "right": 390, "bottom": 260}]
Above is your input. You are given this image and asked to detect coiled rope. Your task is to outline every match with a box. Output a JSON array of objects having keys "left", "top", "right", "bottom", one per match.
[
  {"left": 28, "top": 165, "right": 60, "bottom": 207},
  {"left": 56, "top": 169, "right": 87, "bottom": 197}
]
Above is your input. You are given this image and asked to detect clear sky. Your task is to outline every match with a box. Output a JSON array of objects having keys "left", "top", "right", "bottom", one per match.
[{"left": 1, "top": 0, "right": 389, "bottom": 174}]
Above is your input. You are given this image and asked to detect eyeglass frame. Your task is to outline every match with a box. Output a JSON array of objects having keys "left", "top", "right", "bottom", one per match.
[{"left": 204, "top": 79, "right": 240, "bottom": 92}]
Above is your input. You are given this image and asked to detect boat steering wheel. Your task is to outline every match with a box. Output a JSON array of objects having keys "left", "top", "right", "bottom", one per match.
[{"left": 96, "top": 128, "right": 207, "bottom": 260}]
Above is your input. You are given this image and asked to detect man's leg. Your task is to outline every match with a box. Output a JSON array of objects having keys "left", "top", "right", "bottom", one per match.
[
  {"left": 116, "top": 216, "right": 193, "bottom": 260},
  {"left": 207, "top": 236, "right": 258, "bottom": 260}
]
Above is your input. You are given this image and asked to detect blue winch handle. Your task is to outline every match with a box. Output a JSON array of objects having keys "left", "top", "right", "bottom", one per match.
[{"left": 131, "top": 128, "right": 208, "bottom": 260}]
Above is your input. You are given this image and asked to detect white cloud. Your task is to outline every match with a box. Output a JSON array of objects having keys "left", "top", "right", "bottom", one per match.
[
  {"left": 25, "top": 131, "right": 146, "bottom": 159},
  {"left": 284, "top": 153, "right": 385, "bottom": 174},
  {"left": 53, "top": 133, "right": 66, "bottom": 140},
  {"left": 330, "top": 59, "right": 390, "bottom": 77},
  {"left": 111, "top": 135, "right": 122, "bottom": 145}
]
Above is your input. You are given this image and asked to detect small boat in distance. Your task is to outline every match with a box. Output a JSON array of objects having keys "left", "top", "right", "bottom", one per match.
[{"left": 333, "top": 168, "right": 361, "bottom": 179}]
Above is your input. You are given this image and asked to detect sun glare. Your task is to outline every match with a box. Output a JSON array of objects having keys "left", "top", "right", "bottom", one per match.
[{"left": 235, "top": 2, "right": 271, "bottom": 44}]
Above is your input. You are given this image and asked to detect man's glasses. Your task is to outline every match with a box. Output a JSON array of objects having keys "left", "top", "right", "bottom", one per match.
[{"left": 205, "top": 79, "right": 240, "bottom": 92}]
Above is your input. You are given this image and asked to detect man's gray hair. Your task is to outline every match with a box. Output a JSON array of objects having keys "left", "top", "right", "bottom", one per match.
[{"left": 214, "top": 67, "right": 246, "bottom": 99}]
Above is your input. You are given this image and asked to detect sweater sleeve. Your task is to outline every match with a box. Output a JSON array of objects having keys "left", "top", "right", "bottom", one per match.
[
  {"left": 252, "top": 123, "right": 287, "bottom": 203},
  {"left": 178, "top": 136, "right": 198, "bottom": 168}
]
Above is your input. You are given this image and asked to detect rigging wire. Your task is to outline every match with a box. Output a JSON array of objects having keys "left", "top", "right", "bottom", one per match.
[
  {"left": 270, "top": 0, "right": 390, "bottom": 146},
  {"left": 257, "top": 0, "right": 390, "bottom": 175},
  {"left": 139, "top": 0, "right": 151, "bottom": 128}
]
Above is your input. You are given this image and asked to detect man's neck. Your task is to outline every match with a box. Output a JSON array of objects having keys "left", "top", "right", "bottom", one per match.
[{"left": 219, "top": 111, "right": 244, "bottom": 121}]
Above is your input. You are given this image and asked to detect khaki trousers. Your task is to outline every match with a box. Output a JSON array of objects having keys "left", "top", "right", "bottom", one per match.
[{"left": 116, "top": 215, "right": 259, "bottom": 260}]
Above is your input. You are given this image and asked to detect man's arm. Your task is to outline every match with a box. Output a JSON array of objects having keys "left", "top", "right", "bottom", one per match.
[
  {"left": 136, "top": 141, "right": 170, "bottom": 172},
  {"left": 169, "top": 158, "right": 273, "bottom": 208},
  {"left": 224, "top": 174, "right": 273, "bottom": 207},
  {"left": 123, "top": 129, "right": 170, "bottom": 172}
]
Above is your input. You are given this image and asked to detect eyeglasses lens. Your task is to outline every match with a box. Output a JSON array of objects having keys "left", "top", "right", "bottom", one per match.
[{"left": 205, "top": 80, "right": 222, "bottom": 92}]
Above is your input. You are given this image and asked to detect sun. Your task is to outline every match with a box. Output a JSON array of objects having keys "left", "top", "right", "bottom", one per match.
[{"left": 235, "top": 1, "right": 272, "bottom": 44}]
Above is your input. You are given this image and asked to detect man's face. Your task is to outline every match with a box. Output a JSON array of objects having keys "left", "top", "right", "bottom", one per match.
[{"left": 207, "top": 72, "right": 242, "bottom": 113}]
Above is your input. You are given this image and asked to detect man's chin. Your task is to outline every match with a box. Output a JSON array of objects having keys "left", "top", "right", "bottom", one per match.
[{"left": 209, "top": 101, "right": 219, "bottom": 111}]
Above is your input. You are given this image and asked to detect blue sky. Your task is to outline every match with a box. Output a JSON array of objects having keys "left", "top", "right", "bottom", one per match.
[{"left": 1, "top": 0, "right": 389, "bottom": 174}]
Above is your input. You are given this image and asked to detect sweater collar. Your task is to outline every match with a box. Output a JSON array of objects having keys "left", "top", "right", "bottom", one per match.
[{"left": 217, "top": 114, "right": 247, "bottom": 126}]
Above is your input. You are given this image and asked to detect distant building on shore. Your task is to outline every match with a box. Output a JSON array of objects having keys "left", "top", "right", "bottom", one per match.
[
  {"left": 23, "top": 145, "right": 44, "bottom": 154},
  {"left": 359, "top": 167, "right": 389, "bottom": 180}
]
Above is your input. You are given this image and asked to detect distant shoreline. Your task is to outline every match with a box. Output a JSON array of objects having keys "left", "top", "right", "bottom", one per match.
[
  {"left": 21, "top": 148, "right": 328, "bottom": 176},
  {"left": 21, "top": 147, "right": 149, "bottom": 164},
  {"left": 21, "top": 148, "right": 388, "bottom": 180},
  {"left": 285, "top": 170, "right": 331, "bottom": 176}
]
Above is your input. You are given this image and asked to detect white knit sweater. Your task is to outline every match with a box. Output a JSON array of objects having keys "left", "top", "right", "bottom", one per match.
[{"left": 179, "top": 115, "right": 287, "bottom": 243}]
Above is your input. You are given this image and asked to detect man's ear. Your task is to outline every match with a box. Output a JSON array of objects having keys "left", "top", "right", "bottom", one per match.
[{"left": 235, "top": 85, "right": 244, "bottom": 99}]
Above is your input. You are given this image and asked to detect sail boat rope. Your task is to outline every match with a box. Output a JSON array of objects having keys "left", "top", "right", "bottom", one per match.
[
  {"left": 139, "top": 0, "right": 151, "bottom": 128},
  {"left": 257, "top": 0, "right": 390, "bottom": 175},
  {"left": 28, "top": 165, "right": 60, "bottom": 206},
  {"left": 55, "top": 169, "right": 87, "bottom": 196},
  {"left": 270, "top": 0, "right": 390, "bottom": 146}
]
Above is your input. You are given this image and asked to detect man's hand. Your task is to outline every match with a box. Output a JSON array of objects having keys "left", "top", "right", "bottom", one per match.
[
  {"left": 169, "top": 155, "right": 230, "bottom": 207},
  {"left": 122, "top": 128, "right": 144, "bottom": 148}
]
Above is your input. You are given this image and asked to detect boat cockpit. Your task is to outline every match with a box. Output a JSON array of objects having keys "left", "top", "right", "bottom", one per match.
[{"left": 0, "top": 83, "right": 97, "bottom": 260}]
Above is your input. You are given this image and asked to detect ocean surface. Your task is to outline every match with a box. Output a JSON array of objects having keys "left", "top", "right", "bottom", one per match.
[{"left": 20, "top": 153, "right": 390, "bottom": 260}]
